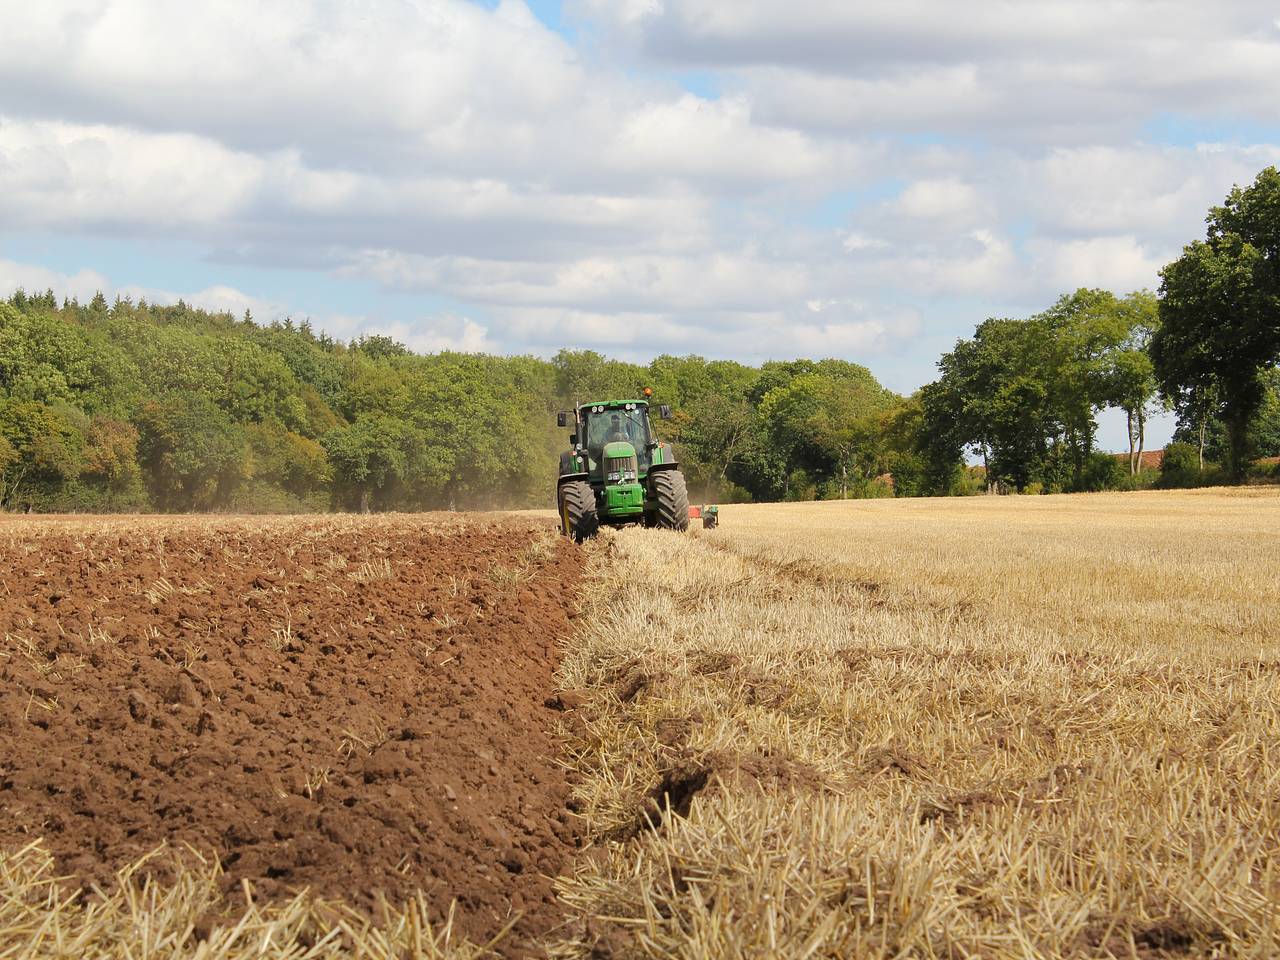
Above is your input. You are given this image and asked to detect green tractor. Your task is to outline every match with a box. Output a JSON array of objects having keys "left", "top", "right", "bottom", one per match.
[{"left": 556, "top": 396, "right": 690, "bottom": 541}]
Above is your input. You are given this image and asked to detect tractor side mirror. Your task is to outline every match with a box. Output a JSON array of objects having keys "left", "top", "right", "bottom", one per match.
[
  {"left": 659, "top": 404, "right": 673, "bottom": 420},
  {"left": 569, "top": 434, "right": 576, "bottom": 445},
  {"left": 556, "top": 411, "right": 568, "bottom": 427}
]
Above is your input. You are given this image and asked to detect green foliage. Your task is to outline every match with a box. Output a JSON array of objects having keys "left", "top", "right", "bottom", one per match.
[
  {"left": 0, "top": 304, "right": 99, "bottom": 407},
  {"left": 248, "top": 322, "right": 345, "bottom": 410},
  {"left": 0, "top": 399, "right": 86, "bottom": 508},
  {"left": 1107, "top": 467, "right": 1160, "bottom": 493},
  {"left": 247, "top": 423, "right": 330, "bottom": 499},
  {"left": 1153, "top": 167, "right": 1280, "bottom": 480},
  {"left": 1078, "top": 451, "right": 1127, "bottom": 493},
  {"left": 353, "top": 334, "right": 411, "bottom": 360},
  {"left": 339, "top": 352, "right": 413, "bottom": 420},
  {"left": 1253, "top": 368, "right": 1280, "bottom": 457},
  {"left": 757, "top": 370, "right": 897, "bottom": 499},
  {"left": 924, "top": 315, "right": 1056, "bottom": 492},
  {"left": 322, "top": 415, "right": 428, "bottom": 511},
  {"left": 1173, "top": 367, "right": 1280, "bottom": 464},
  {"left": 404, "top": 353, "right": 519, "bottom": 506},
  {"left": 213, "top": 338, "right": 307, "bottom": 427},
  {"left": 649, "top": 356, "right": 757, "bottom": 407},
  {"left": 876, "top": 396, "right": 929, "bottom": 497},
  {"left": 734, "top": 360, "right": 899, "bottom": 501},
  {"left": 136, "top": 395, "right": 248, "bottom": 510},
  {"left": 80, "top": 416, "right": 147, "bottom": 508},
  {"left": 553, "top": 350, "right": 647, "bottom": 404},
  {"left": 1158, "top": 442, "right": 1214, "bottom": 489},
  {"left": 1247, "top": 458, "right": 1280, "bottom": 483},
  {"left": 920, "top": 288, "right": 1157, "bottom": 494},
  {"left": 0, "top": 435, "right": 16, "bottom": 478},
  {"left": 1102, "top": 291, "right": 1163, "bottom": 476}
]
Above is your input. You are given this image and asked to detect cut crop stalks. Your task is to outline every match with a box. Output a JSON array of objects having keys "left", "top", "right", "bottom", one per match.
[
  {"left": 0, "top": 842, "right": 494, "bottom": 960},
  {"left": 551, "top": 489, "right": 1280, "bottom": 959}
]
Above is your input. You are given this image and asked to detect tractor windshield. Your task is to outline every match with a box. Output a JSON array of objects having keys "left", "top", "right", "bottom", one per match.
[{"left": 582, "top": 405, "right": 652, "bottom": 472}]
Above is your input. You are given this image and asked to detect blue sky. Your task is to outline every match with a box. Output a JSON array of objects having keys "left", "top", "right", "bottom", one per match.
[{"left": 3, "top": 0, "right": 1280, "bottom": 450}]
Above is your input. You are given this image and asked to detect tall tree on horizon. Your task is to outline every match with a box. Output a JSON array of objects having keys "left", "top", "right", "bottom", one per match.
[
  {"left": 1104, "top": 291, "right": 1162, "bottom": 475},
  {"left": 1152, "top": 167, "right": 1280, "bottom": 480}
]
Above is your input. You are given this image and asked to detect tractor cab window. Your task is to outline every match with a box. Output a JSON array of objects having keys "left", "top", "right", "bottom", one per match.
[{"left": 582, "top": 406, "right": 652, "bottom": 471}]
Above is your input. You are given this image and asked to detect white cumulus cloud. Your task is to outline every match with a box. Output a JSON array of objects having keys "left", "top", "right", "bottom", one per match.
[{"left": 1, "top": 0, "right": 1278, "bottom": 376}]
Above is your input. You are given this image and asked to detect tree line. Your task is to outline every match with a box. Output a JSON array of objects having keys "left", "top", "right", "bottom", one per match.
[
  {"left": 2, "top": 168, "right": 1277, "bottom": 512},
  {"left": 918, "top": 166, "right": 1280, "bottom": 493},
  {"left": 0, "top": 291, "right": 914, "bottom": 511}
]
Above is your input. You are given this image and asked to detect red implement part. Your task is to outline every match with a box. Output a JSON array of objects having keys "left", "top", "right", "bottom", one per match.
[{"left": 688, "top": 505, "right": 702, "bottom": 519}]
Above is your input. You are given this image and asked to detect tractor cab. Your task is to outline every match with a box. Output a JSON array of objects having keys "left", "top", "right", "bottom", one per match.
[{"left": 579, "top": 402, "right": 655, "bottom": 477}]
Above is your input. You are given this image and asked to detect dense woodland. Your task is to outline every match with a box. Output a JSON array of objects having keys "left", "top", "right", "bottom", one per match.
[{"left": 2, "top": 168, "right": 1278, "bottom": 513}]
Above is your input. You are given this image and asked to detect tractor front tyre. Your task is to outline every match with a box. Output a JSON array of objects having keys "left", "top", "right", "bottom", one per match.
[
  {"left": 650, "top": 470, "right": 690, "bottom": 531},
  {"left": 559, "top": 481, "right": 599, "bottom": 543}
]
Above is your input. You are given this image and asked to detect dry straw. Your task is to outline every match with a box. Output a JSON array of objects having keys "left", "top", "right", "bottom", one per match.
[
  {"left": 552, "top": 489, "right": 1280, "bottom": 958},
  {"left": 0, "top": 841, "right": 492, "bottom": 959}
]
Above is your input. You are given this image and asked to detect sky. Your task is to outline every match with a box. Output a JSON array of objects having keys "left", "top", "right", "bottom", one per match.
[{"left": 3, "top": 1, "right": 1280, "bottom": 451}]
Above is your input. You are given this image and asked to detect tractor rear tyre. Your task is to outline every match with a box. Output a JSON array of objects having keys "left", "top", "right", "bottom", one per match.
[
  {"left": 650, "top": 470, "right": 690, "bottom": 531},
  {"left": 559, "top": 480, "right": 599, "bottom": 542}
]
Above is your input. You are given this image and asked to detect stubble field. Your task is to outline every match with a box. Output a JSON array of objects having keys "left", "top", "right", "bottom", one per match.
[
  {"left": 557, "top": 488, "right": 1280, "bottom": 958},
  {"left": 2, "top": 489, "right": 1278, "bottom": 958}
]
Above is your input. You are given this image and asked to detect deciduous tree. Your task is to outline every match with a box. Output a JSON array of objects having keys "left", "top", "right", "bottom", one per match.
[{"left": 1153, "top": 167, "right": 1280, "bottom": 479}]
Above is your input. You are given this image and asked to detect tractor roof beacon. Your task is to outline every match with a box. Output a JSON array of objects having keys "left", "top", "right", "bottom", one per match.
[{"left": 555, "top": 396, "right": 690, "bottom": 542}]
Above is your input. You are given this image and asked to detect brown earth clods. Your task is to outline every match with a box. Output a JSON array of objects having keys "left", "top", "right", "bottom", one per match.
[{"left": 0, "top": 514, "right": 586, "bottom": 952}]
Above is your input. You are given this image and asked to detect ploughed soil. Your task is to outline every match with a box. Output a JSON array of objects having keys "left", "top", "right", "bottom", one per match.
[{"left": 0, "top": 514, "right": 585, "bottom": 953}]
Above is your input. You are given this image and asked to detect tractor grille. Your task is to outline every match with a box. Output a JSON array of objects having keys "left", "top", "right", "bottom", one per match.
[{"left": 606, "top": 453, "right": 639, "bottom": 482}]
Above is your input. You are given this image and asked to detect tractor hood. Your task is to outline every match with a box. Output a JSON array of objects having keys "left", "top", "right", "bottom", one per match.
[{"left": 602, "top": 440, "right": 637, "bottom": 460}]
